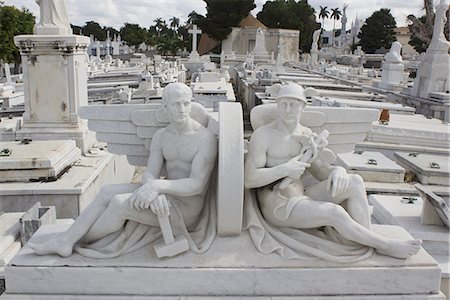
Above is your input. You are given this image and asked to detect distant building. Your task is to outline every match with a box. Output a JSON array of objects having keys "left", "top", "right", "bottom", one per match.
[
  {"left": 394, "top": 27, "right": 417, "bottom": 56},
  {"left": 198, "top": 15, "right": 300, "bottom": 62}
]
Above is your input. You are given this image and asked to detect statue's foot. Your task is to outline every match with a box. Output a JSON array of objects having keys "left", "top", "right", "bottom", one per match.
[
  {"left": 28, "top": 236, "right": 73, "bottom": 258},
  {"left": 376, "top": 239, "right": 422, "bottom": 259}
]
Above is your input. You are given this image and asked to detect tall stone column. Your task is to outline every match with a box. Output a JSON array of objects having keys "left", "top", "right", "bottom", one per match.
[{"left": 14, "top": 34, "right": 95, "bottom": 153}]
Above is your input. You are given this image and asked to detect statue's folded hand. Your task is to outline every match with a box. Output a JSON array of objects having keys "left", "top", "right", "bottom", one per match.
[
  {"left": 129, "top": 183, "right": 159, "bottom": 211},
  {"left": 150, "top": 194, "right": 171, "bottom": 217}
]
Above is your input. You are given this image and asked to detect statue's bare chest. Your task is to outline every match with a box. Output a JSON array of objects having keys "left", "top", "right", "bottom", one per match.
[
  {"left": 161, "top": 133, "right": 200, "bottom": 163},
  {"left": 266, "top": 134, "right": 303, "bottom": 166}
]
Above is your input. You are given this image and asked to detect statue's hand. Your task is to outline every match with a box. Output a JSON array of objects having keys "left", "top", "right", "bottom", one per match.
[
  {"left": 129, "top": 183, "right": 159, "bottom": 211},
  {"left": 283, "top": 155, "right": 310, "bottom": 180},
  {"left": 327, "top": 167, "right": 349, "bottom": 197},
  {"left": 150, "top": 194, "right": 171, "bottom": 217}
]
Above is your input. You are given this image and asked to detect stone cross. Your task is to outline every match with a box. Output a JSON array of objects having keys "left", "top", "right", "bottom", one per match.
[{"left": 188, "top": 25, "right": 202, "bottom": 54}]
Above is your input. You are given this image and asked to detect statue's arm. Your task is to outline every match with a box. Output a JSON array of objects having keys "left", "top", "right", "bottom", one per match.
[
  {"left": 152, "top": 131, "right": 217, "bottom": 197},
  {"left": 244, "top": 129, "right": 288, "bottom": 189},
  {"left": 142, "top": 130, "right": 165, "bottom": 184}
]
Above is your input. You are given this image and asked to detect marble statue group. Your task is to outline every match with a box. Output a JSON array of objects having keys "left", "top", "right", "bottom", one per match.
[{"left": 29, "top": 82, "right": 422, "bottom": 262}]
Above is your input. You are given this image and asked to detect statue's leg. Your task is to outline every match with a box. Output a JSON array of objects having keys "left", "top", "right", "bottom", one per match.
[
  {"left": 83, "top": 192, "right": 160, "bottom": 243},
  {"left": 30, "top": 184, "right": 139, "bottom": 257},
  {"left": 281, "top": 199, "right": 421, "bottom": 259},
  {"left": 305, "top": 175, "right": 371, "bottom": 228}
]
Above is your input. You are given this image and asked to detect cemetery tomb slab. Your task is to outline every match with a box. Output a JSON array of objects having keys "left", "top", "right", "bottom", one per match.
[
  {"left": 0, "top": 140, "right": 81, "bottom": 182},
  {"left": 0, "top": 140, "right": 77, "bottom": 170},
  {"left": 395, "top": 152, "right": 450, "bottom": 185},
  {"left": 337, "top": 151, "right": 405, "bottom": 183}
]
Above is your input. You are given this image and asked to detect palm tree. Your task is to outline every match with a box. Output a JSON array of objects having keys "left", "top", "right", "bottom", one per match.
[
  {"left": 319, "top": 6, "right": 329, "bottom": 30},
  {"left": 330, "top": 8, "right": 342, "bottom": 46},
  {"left": 169, "top": 17, "right": 180, "bottom": 31},
  {"left": 154, "top": 18, "right": 166, "bottom": 36}
]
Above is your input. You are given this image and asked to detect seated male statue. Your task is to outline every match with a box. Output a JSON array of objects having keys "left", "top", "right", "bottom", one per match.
[
  {"left": 244, "top": 83, "right": 422, "bottom": 262},
  {"left": 30, "top": 82, "right": 217, "bottom": 258}
]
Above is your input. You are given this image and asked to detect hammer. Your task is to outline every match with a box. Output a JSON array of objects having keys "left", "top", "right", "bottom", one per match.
[{"left": 153, "top": 195, "right": 189, "bottom": 258}]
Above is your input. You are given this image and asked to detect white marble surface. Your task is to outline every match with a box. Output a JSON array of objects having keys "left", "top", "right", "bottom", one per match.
[
  {"left": 0, "top": 294, "right": 446, "bottom": 299},
  {"left": 337, "top": 151, "right": 405, "bottom": 182},
  {"left": 0, "top": 140, "right": 76, "bottom": 170},
  {"left": 217, "top": 102, "right": 244, "bottom": 236},
  {"left": 368, "top": 114, "right": 450, "bottom": 149},
  {"left": 0, "top": 153, "right": 134, "bottom": 219},
  {"left": 370, "top": 194, "right": 449, "bottom": 255},
  {"left": 312, "top": 96, "right": 415, "bottom": 114},
  {"left": 0, "top": 147, "right": 81, "bottom": 182},
  {"left": 4, "top": 224, "right": 441, "bottom": 297},
  {"left": 0, "top": 212, "right": 23, "bottom": 254}
]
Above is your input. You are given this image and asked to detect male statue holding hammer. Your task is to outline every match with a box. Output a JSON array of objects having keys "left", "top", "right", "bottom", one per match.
[{"left": 30, "top": 83, "right": 217, "bottom": 258}]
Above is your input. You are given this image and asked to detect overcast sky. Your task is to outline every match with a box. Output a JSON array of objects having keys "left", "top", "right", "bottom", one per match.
[{"left": 4, "top": 0, "right": 427, "bottom": 32}]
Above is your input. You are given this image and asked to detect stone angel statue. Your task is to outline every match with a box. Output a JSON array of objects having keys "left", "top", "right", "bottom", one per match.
[
  {"left": 30, "top": 83, "right": 244, "bottom": 258},
  {"left": 34, "top": 0, "right": 71, "bottom": 35},
  {"left": 244, "top": 84, "right": 422, "bottom": 263}
]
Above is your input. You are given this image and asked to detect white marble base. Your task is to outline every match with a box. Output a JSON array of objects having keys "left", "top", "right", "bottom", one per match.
[
  {"left": 15, "top": 123, "right": 97, "bottom": 155},
  {"left": 379, "top": 62, "right": 404, "bottom": 88},
  {"left": 0, "top": 294, "right": 446, "bottom": 299},
  {"left": 3, "top": 224, "right": 442, "bottom": 298},
  {"left": 0, "top": 153, "right": 134, "bottom": 219}
]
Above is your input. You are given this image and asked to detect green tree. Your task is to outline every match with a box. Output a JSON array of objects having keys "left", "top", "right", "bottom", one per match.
[
  {"left": 83, "top": 21, "right": 106, "bottom": 40},
  {"left": 0, "top": 6, "right": 35, "bottom": 69},
  {"left": 357, "top": 8, "right": 397, "bottom": 54},
  {"left": 120, "top": 23, "right": 149, "bottom": 48},
  {"left": 200, "top": 0, "right": 256, "bottom": 41},
  {"left": 157, "top": 36, "right": 184, "bottom": 57},
  {"left": 319, "top": 6, "right": 329, "bottom": 29},
  {"left": 187, "top": 11, "right": 203, "bottom": 25},
  {"left": 257, "top": 0, "right": 320, "bottom": 52}
]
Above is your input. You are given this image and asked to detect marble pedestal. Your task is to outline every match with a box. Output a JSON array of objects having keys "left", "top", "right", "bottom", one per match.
[
  {"left": 2, "top": 224, "right": 444, "bottom": 299},
  {"left": 13, "top": 35, "right": 94, "bottom": 153},
  {"left": 379, "top": 62, "right": 404, "bottom": 89},
  {"left": 411, "top": 48, "right": 450, "bottom": 99}
]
